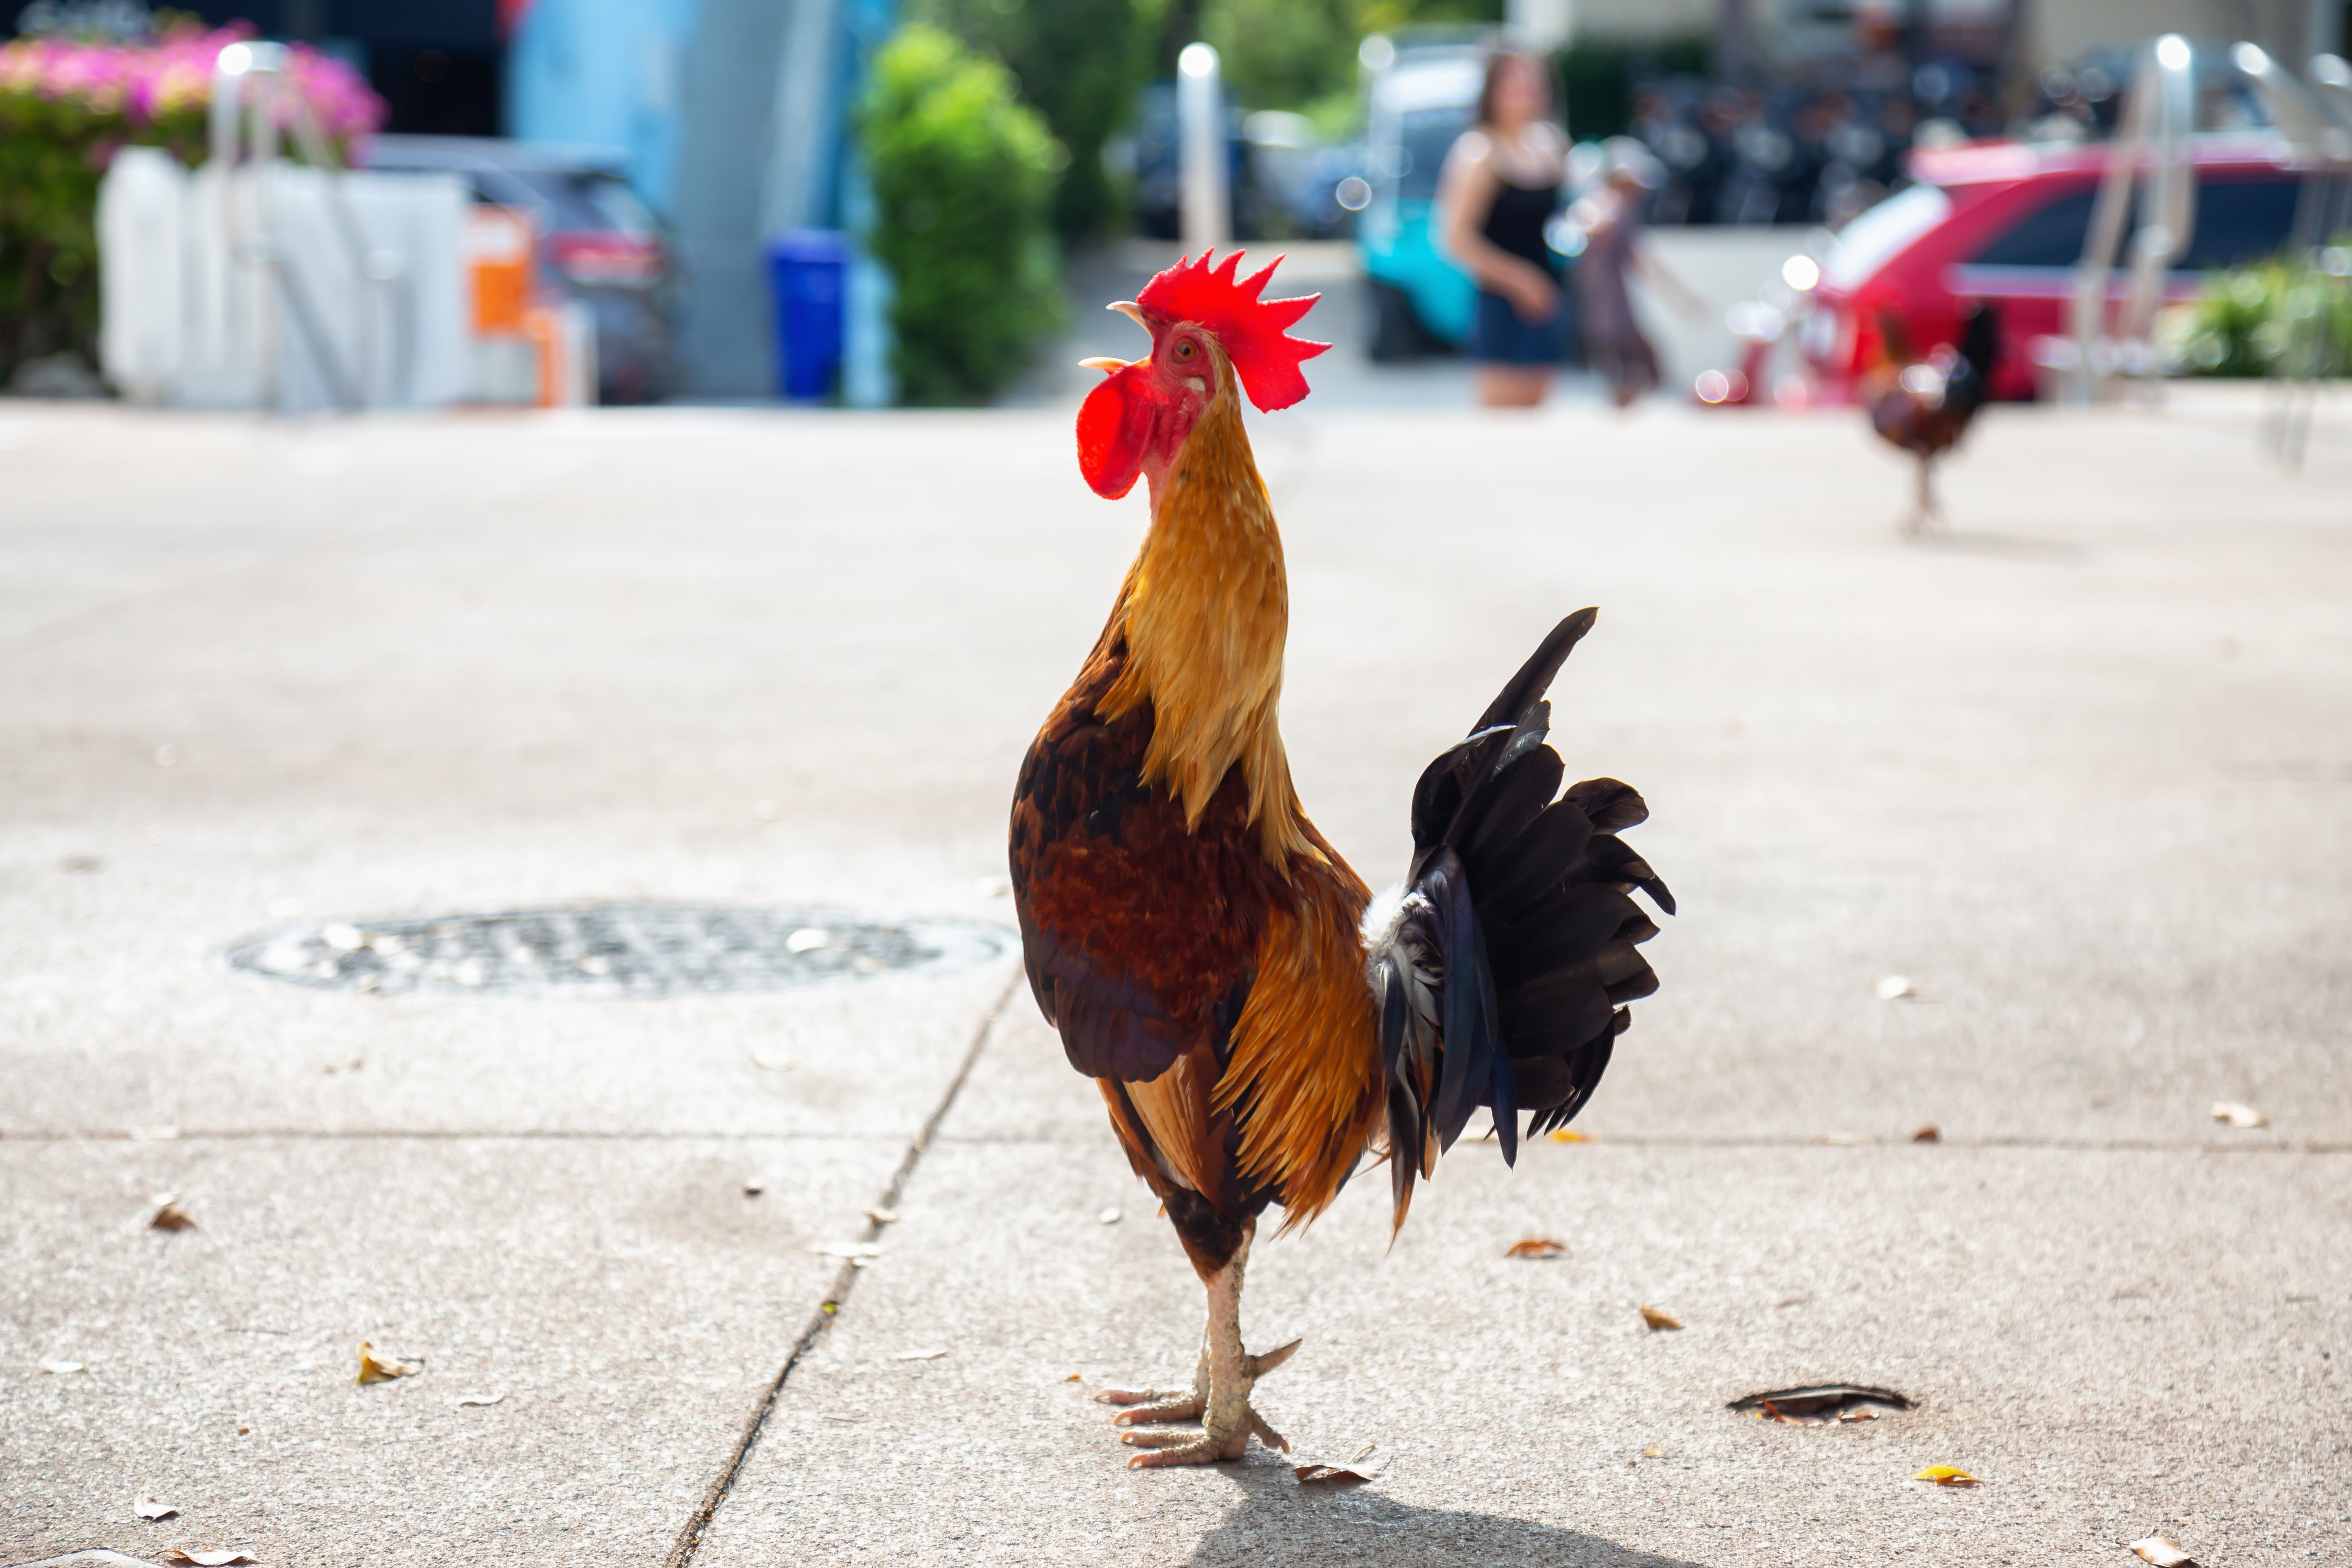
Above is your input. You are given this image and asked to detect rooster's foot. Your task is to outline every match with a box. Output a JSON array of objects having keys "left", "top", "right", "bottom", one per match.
[
  {"left": 1120, "top": 1404, "right": 1288, "bottom": 1466},
  {"left": 1112, "top": 1338, "right": 1298, "bottom": 1466}
]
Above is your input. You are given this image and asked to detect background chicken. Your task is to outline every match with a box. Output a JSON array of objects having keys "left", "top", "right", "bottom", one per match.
[
  {"left": 1865, "top": 301, "right": 2001, "bottom": 535},
  {"left": 1008, "top": 252, "right": 1671, "bottom": 1468}
]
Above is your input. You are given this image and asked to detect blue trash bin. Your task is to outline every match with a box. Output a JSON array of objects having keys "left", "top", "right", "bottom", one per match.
[{"left": 767, "top": 230, "right": 850, "bottom": 402}]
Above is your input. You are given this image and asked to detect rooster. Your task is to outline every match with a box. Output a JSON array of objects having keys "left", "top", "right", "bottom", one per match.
[
  {"left": 1008, "top": 252, "right": 1671, "bottom": 1467},
  {"left": 1865, "top": 301, "right": 2000, "bottom": 536}
]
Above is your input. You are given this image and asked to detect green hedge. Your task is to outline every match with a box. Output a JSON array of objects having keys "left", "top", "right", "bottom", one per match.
[
  {"left": 859, "top": 23, "right": 1065, "bottom": 406},
  {"left": 0, "top": 82, "right": 203, "bottom": 385},
  {"left": 2172, "top": 259, "right": 2352, "bottom": 379}
]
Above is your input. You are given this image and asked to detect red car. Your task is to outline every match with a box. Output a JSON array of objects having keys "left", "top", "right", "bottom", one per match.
[{"left": 1801, "top": 133, "right": 2308, "bottom": 401}]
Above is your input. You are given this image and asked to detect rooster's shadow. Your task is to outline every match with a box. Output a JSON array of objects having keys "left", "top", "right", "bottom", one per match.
[{"left": 1177, "top": 1461, "right": 1707, "bottom": 1568}]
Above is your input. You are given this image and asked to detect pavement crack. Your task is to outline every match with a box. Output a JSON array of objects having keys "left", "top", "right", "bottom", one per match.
[{"left": 662, "top": 969, "right": 1021, "bottom": 1568}]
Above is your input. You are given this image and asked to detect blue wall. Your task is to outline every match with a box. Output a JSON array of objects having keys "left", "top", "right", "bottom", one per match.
[
  {"left": 506, "top": 0, "right": 896, "bottom": 397},
  {"left": 506, "top": 0, "right": 698, "bottom": 214}
]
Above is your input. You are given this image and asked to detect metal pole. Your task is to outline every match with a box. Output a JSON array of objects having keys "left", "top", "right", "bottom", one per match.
[
  {"left": 2067, "top": 49, "right": 2149, "bottom": 403},
  {"left": 2120, "top": 34, "right": 2196, "bottom": 395},
  {"left": 2068, "top": 34, "right": 2194, "bottom": 404},
  {"left": 1177, "top": 42, "right": 1229, "bottom": 254}
]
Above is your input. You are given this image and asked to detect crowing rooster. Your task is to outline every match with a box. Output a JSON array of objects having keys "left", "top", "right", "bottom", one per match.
[
  {"left": 1865, "top": 301, "right": 2000, "bottom": 536},
  {"left": 1009, "top": 252, "right": 1670, "bottom": 1467}
]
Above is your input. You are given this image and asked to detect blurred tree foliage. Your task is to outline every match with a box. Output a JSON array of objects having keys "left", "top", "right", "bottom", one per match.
[
  {"left": 1200, "top": 0, "right": 1353, "bottom": 109},
  {"left": 1200, "top": 0, "right": 1500, "bottom": 111},
  {"left": 910, "top": 0, "right": 1508, "bottom": 244},
  {"left": 1554, "top": 35, "right": 1709, "bottom": 140},
  {"left": 911, "top": 0, "right": 1154, "bottom": 240},
  {"left": 859, "top": 24, "right": 1066, "bottom": 404}
]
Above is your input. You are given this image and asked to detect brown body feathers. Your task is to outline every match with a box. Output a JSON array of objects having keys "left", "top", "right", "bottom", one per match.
[{"left": 1010, "top": 358, "right": 1380, "bottom": 1274}]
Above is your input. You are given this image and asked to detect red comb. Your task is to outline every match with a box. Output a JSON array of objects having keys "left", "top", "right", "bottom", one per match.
[{"left": 1136, "top": 250, "right": 1328, "bottom": 412}]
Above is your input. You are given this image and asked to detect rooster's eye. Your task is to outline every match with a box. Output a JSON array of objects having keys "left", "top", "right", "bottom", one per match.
[{"left": 1174, "top": 340, "right": 1197, "bottom": 360}]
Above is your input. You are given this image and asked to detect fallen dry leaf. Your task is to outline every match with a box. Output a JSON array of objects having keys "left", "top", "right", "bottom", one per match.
[
  {"left": 150, "top": 1197, "right": 198, "bottom": 1231},
  {"left": 2127, "top": 1537, "right": 2200, "bottom": 1567},
  {"left": 1293, "top": 1462, "right": 1380, "bottom": 1487},
  {"left": 1638, "top": 1306, "right": 1682, "bottom": 1331},
  {"left": 39, "top": 1358, "right": 84, "bottom": 1374},
  {"left": 1729, "top": 1385, "right": 1913, "bottom": 1421},
  {"left": 1506, "top": 1238, "right": 1566, "bottom": 1259},
  {"left": 1349, "top": 1441, "right": 1377, "bottom": 1462},
  {"left": 1910, "top": 1125, "right": 1941, "bottom": 1144},
  {"left": 1913, "top": 1465, "right": 1979, "bottom": 1487},
  {"left": 453, "top": 1391, "right": 505, "bottom": 1407},
  {"left": 894, "top": 1348, "right": 948, "bottom": 1361},
  {"left": 1641, "top": 1444, "right": 1665, "bottom": 1458},
  {"left": 1547, "top": 1128, "right": 1587, "bottom": 1144},
  {"left": 1063, "top": 1372, "right": 1082, "bottom": 1382},
  {"left": 1875, "top": 975, "right": 1919, "bottom": 1001},
  {"left": 160, "top": 1551, "right": 257, "bottom": 1565},
  {"left": 135, "top": 1495, "right": 178, "bottom": 1520},
  {"left": 2210, "top": 1101, "right": 2268, "bottom": 1130},
  {"left": 355, "top": 1342, "right": 421, "bottom": 1384}
]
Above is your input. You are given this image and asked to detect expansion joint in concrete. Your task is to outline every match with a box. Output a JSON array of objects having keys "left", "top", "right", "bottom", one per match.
[{"left": 660, "top": 972, "right": 1021, "bottom": 1568}]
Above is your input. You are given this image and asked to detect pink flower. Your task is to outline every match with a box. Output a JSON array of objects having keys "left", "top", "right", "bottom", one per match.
[{"left": 0, "top": 24, "right": 385, "bottom": 146}]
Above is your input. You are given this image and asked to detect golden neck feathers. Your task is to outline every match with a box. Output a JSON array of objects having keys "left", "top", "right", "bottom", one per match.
[{"left": 1097, "top": 348, "right": 1314, "bottom": 868}]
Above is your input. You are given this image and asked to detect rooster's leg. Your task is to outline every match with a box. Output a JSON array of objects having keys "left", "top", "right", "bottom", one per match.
[
  {"left": 1117, "top": 1217, "right": 1298, "bottom": 1466},
  {"left": 1906, "top": 455, "right": 1936, "bottom": 536}
]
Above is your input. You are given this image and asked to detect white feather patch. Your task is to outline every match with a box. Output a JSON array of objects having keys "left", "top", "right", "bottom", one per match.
[{"left": 1360, "top": 882, "right": 1411, "bottom": 955}]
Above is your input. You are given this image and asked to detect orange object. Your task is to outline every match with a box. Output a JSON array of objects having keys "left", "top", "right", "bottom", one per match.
[
  {"left": 465, "top": 206, "right": 535, "bottom": 335},
  {"left": 523, "top": 305, "right": 562, "bottom": 409}
]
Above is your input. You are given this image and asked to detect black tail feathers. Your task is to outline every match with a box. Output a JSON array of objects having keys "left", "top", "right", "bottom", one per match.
[
  {"left": 1943, "top": 301, "right": 2001, "bottom": 418},
  {"left": 1366, "top": 611, "right": 1671, "bottom": 1229},
  {"left": 1959, "top": 301, "right": 2000, "bottom": 382}
]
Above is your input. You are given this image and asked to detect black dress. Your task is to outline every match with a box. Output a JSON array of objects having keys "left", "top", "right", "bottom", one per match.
[{"left": 1470, "top": 173, "right": 1568, "bottom": 365}]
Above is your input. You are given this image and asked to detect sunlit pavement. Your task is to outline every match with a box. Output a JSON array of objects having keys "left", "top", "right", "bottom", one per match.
[{"left": 3, "top": 390, "right": 2348, "bottom": 1567}]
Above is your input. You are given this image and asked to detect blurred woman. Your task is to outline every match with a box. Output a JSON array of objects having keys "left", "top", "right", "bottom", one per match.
[{"left": 1439, "top": 51, "right": 1570, "bottom": 408}]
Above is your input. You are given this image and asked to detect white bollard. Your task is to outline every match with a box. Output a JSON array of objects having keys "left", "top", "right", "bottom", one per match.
[
  {"left": 96, "top": 147, "right": 186, "bottom": 403},
  {"left": 1177, "top": 42, "right": 1229, "bottom": 254}
]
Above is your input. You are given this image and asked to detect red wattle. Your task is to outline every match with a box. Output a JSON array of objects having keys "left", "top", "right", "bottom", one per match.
[{"left": 1076, "top": 363, "right": 1153, "bottom": 500}]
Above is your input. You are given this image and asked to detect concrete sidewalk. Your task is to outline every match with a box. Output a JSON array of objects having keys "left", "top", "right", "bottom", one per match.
[{"left": 2, "top": 391, "right": 2348, "bottom": 1567}]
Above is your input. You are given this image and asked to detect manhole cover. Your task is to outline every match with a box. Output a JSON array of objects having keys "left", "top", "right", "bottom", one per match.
[{"left": 221, "top": 906, "right": 1011, "bottom": 999}]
